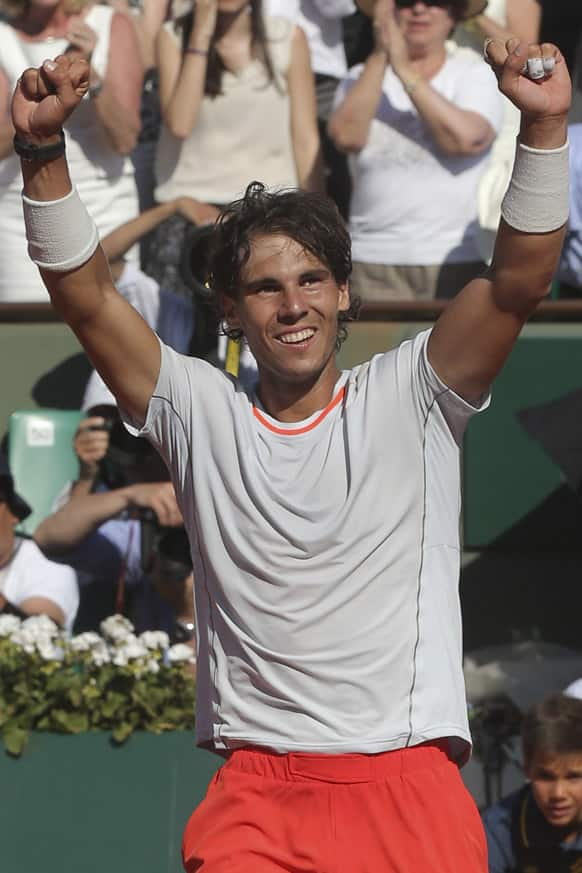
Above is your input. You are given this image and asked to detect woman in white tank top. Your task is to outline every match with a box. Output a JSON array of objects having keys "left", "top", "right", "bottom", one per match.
[
  {"left": 0, "top": 0, "right": 143, "bottom": 302},
  {"left": 145, "top": 0, "right": 324, "bottom": 297}
]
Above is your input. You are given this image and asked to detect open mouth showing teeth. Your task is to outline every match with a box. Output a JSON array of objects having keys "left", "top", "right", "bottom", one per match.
[{"left": 276, "top": 329, "right": 315, "bottom": 344}]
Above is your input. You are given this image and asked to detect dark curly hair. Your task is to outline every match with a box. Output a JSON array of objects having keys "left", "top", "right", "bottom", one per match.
[{"left": 208, "top": 182, "right": 360, "bottom": 350}]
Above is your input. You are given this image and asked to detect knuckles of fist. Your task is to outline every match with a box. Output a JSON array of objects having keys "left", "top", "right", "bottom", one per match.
[{"left": 483, "top": 39, "right": 559, "bottom": 82}]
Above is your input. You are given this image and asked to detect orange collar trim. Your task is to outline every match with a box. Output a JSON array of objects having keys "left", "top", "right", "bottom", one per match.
[{"left": 253, "top": 386, "right": 346, "bottom": 436}]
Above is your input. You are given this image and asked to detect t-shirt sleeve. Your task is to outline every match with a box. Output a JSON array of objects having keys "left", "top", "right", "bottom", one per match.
[
  {"left": 408, "top": 328, "right": 491, "bottom": 445},
  {"left": 453, "top": 54, "right": 503, "bottom": 132},
  {"left": 121, "top": 338, "right": 195, "bottom": 487},
  {"left": 120, "top": 337, "right": 232, "bottom": 507}
]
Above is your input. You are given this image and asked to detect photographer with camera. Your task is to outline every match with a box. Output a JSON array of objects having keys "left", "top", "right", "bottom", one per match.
[
  {"left": 482, "top": 693, "right": 582, "bottom": 873},
  {"left": 34, "top": 405, "right": 189, "bottom": 635}
]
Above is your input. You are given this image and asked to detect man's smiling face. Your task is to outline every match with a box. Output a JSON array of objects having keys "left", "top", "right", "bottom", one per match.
[{"left": 223, "top": 233, "right": 350, "bottom": 393}]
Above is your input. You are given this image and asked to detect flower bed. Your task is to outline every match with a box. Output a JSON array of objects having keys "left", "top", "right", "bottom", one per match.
[{"left": 0, "top": 613, "right": 196, "bottom": 756}]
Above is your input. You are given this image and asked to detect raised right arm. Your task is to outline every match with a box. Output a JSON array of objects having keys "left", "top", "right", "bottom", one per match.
[{"left": 12, "top": 55, "right": 159, "bottom": 425}]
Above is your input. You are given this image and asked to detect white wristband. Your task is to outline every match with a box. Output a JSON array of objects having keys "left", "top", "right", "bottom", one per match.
[
  {"left": 501, "top": 138, "right": 569, "bottom": 234},
  {"left": 22, "top": 186, "right": 100, "bottom": 272}
]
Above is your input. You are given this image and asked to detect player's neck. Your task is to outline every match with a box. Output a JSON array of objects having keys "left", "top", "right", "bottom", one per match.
[{"left": 256, "top": 363, "right": 343, "bottom": 423}]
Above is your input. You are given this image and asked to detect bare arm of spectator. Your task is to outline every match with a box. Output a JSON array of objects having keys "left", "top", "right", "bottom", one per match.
[
  {"left": 101, "top": 198, "right": 219, "bottom": 264},
  {"left": 157, "top": 1, "right": 217, "bottom": 139},
  {"left": 288, "top": 25, "right": 325, "bottom": 191},
  {"left": 104, "top": 0, "right": 168, "bottom": 70},
  {"left": 0, "top": 68, "right": 15, "bottom": 160},
  {"left": 428, "top": 40, "right": 570, "bottom": 402},
  {"left": 327, "top": 47, "right": 387, "bottom": 152},
  {"left": 12, "top": 58, "right": 160, "bottom": 424},
  {"left": 17, "top": 596, "right": 65, "bottom": 627},
  {"left": 35, "top": 481, "right": 182, "bottom": 556},
  {"left": 472, "top": 0, "right": 541, "bottom": 46},
  {"left": 65, "top": 11, "right": 143, "bottom": 154}
]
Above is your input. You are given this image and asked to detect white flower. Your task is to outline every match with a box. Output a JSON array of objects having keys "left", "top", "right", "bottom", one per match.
[
  {"left": 140, "top": 630, "right": 170, "bottom": 651},
  {"left": 9, "top": 628, "right": 35, "bottom": 654},
  {"left": 100, "top": 614, "right": 134, "bottom": 643},
  {"left": 37, "top": 639, "right": 63, "bottom": 661},
  {"left": 122, "top": 635, "right": 149, "bottom": 660},
  {"left": 147, "top": 658, "right": 160, "bottom": 675},
  {"left": 167, "top": 643, "right": 195, "bottom": 664},
  {"left": 70, "top": 632, "right": 103, "bottom": 652},
  {"left": 112, "top": 649, "right": 128, "bottom": 667},
  {"left": 91, "top": 643, "right": 111, "bottom": 666},
  {"left": 0, "top": 614, "right": 21, "bottom": 636},
  {"left": 21, "top": 614, "right": 60, "bottom": 638}
]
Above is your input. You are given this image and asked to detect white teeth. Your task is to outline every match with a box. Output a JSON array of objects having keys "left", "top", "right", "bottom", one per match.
[{"left": 278, "top": 329, "right": 314, "bottom": 344}]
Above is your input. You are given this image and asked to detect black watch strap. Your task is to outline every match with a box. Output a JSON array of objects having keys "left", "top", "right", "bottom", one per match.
[{"left": 13, "top": 129, "right": 66, "bottom": 162}]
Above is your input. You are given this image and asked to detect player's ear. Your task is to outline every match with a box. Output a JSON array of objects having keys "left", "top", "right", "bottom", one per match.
[
  {"left": 221, "top": 293, "right": 240, "bottom": 329},
  {"left": 338, "top": 282, "right": 350, "bottom": 313}
]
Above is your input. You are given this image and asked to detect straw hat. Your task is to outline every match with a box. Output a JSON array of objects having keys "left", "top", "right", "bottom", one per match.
[{"left": 356, "top": 0, "right": 488, "bottom": 22}]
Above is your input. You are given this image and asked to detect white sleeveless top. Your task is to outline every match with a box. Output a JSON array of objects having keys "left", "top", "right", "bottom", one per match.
[
  {"left": 155, "top": 16, "right": 298, "bottom": 205},
  {"left": 0, "top": 5, "right": 139, "bottom": 302}
]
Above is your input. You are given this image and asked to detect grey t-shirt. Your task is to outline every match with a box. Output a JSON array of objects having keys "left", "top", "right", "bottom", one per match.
[{"left": 126, "top": 329, "right": 488, "bottom": 759}]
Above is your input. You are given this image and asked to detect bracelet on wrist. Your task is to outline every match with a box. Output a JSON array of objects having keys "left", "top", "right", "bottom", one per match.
[
  {"left": 13, "top": 129, "right": 66, "bottom": 163},
  {"left": 402, "top": 75, "right": 422, "bottom": 95},
  {"left": 184, "top": 47, "right": 209, "bottom": 57}
]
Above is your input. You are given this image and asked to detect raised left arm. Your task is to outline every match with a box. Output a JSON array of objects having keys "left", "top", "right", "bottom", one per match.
[{"left": 428, "top": 39, "right": 571, "bottom": 403}]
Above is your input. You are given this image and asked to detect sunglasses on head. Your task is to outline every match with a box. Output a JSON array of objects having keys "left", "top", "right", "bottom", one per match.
[{"left": 395, "top": 0, "right": 451, "bottom": 8}]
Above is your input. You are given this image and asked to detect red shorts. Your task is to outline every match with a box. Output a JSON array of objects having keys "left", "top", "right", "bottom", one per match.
[{"left": 182, "top": 741, "right": 487, "bottom": 873}]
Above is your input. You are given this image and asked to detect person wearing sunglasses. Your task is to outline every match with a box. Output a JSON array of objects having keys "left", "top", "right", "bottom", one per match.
[{"left": 329, "top": 0, "right": 503, "bottom": 302}]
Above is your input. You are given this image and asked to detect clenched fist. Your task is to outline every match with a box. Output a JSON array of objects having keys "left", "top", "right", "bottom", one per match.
[{"left": 12, "top": 54, "right": 90, "bottom": 145}]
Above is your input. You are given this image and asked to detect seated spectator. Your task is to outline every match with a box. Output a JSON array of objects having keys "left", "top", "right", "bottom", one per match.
[
  {"left": 556, "top": 124, "right": 582, "bottom": 295},
  {"left": 34, "top": 407, "right": 185, "bottom": 635},
  {"left": 328, "top": 0, "right": 502, "bottom": 301},
  {"left": 482, "top": 693, "right": 582, "bottom": 873},
  {"left": 146, "top": 0, "right": 323, "bottom": 297},
  {"left": 267, "top": 0, "right": 357, "bottom": 217},
  {"left": 454, "top": 0, "right": 541, "bottom": 262},
  {"left": 0, "top": 451, "right": 78, "bottom": 632},
  {"left": 0, "top": 0, "right": 143, "bottom": 302}
]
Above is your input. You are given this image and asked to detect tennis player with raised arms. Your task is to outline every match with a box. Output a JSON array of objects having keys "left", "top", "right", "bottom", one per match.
[{"left": 10, "top": 15, "right": 571, "bottom": 871}]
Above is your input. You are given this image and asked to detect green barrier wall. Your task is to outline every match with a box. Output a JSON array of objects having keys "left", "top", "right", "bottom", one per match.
[
  {"left": 463, "top": 325, "right": 582, "bottom": 550},
  {"left": 0, "top": 322, "right": 84, "bottom": 432},
  {"left": 0, "top": 732, "right": 221, "bottom": 873}
]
